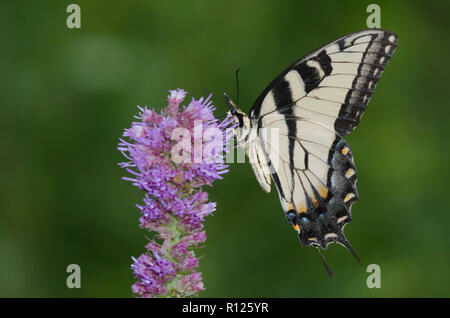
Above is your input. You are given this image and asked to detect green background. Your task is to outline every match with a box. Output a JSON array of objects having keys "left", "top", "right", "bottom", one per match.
[{"left": 1, "top": 0, "right": 449, "bottom": 297}]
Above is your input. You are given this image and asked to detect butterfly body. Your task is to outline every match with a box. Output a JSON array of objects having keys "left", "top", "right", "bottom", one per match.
[{"left": 226, "top": 29, "right": 398, "bottom": 265}]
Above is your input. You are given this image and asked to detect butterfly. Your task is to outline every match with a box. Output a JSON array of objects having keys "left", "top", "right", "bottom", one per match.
[{"left": 225, "top": 29, "right": 398, "bottom": 275}]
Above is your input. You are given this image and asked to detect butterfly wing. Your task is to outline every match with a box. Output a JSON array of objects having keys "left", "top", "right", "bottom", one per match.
[
  {"left": 247, "top": 139, "right": 272, "bottom": 193},
  {"left": 250, "top": 29, "right": 398, "bottom": 248}
]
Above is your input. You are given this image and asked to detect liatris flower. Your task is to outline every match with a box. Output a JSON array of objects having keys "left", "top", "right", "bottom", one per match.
[{"left": 118, "top": 89, "right": 235, "bottom": 297}]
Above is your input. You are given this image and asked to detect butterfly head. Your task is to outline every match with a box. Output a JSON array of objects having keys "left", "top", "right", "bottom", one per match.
[
  {"left": 224, "top": 92, "right": 251, "bottom": 143},
  {"left": 224, "top": 92, "right": 245, "bottom": 118}
]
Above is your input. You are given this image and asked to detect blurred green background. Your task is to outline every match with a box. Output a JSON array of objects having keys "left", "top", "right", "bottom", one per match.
[{"left": 0, "top": 0, "right": 449, "bottom": 297}]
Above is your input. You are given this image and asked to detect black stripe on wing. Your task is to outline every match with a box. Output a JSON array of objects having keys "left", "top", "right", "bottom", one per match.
[
  {"left": 294, "top": 50, "right": 332, "bottom": 93},
  {"left": 334, "top": 32, "right": 398, "bottom": 135},
  {"left": 271, "top": 78, "right": 296, "bottom": 179}
]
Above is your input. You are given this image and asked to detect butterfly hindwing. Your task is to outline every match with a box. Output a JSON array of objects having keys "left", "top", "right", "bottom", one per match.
[
  {"left": 258, "top": 119, "right": 358, "bottom": 247},
  {"left": 247, "top": 139, "right": 272, "bottom": 193}
]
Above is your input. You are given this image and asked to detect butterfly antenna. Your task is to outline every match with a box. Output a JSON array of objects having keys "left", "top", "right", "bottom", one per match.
[
  {"left": 235, "top": 68, "right": 241, "bottom": 105},
  {"left": 339, "top": 237, "right": 363, "bottom": 266},
  {"left": 314, "top": 246, "right": 333, "bottom": 277}
]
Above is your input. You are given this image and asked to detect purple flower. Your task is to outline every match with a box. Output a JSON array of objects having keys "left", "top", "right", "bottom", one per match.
[{"left": 119, "top": 89, "right": 235, "bottom": 297}]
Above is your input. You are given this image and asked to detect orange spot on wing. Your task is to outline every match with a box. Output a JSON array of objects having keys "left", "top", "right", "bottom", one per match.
[
  {"left": 318, "top": 185, "right": 329, "bottom": 199},
  {"left": 292, "top": 224, "right": 301, "bottom": 233},
  {"left": 342, "top": 147, "right": 349, "bottom": 155},
  {"left": 297, "top": 204, "right": 307, "bottom": 213},
  {"left": 344, "top": 193, "right": 355, "bottom": 202},
  {"left": 345, "top": 169, "right": 355, "bottom": 178},
  {"left": 311, "top": 195, "right": 319, "bottom": 208}
]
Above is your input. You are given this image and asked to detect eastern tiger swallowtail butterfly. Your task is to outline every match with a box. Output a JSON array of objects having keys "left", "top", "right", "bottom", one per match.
[{"left": 225, "top": 29, "right": 398, "bottom": 276}]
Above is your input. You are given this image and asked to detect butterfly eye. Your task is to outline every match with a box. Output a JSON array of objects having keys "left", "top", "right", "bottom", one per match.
[{"left": 230, "top": 107, "right": 237, "bottom": 116}]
